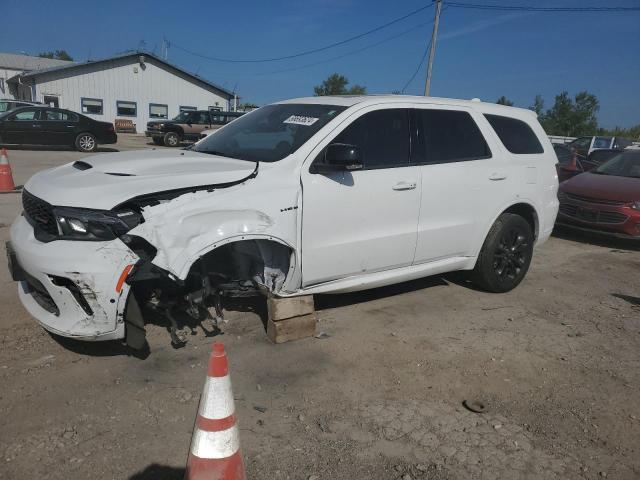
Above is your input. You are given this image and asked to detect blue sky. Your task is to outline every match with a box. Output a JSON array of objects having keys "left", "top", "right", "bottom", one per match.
[{"left": 2, "top": 0, "right": 639, "bottom": 127}]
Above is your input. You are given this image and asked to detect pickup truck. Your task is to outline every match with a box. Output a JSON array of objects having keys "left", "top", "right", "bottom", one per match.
[
  {"left": 146, "top": 110, "right": 244, "bottom": 147},
  {"left": 8, "top": 95, "right": 559, "bottom": 349}
]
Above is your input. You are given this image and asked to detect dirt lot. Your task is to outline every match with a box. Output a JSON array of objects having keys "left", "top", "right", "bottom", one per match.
[{"left": 1, "top": 136, "right": 639, "bottom": 480}]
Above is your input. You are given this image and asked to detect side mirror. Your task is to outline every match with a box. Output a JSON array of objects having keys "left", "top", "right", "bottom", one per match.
[{"left": 312, "top": 143, "right": 363, "bottom": 173}]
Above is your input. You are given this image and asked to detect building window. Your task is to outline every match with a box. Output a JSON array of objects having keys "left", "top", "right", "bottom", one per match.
[
  {"left": 117, "top": 100, "right": 137, "bottom": 117},
  {"left": 179, "top": 106, "right": 196, "bottom": 113},
  {"left": 209, "top": 106, "right": 222, "bottom": 112},
  {"left": 149, "top": 103, "right": 168, "bottom": 119},
  {"left": 43, "top": 95, "right": 59, "bottom": 108},
  {"left": 81, "top": 97, "right": 103, "bottom": 115}
]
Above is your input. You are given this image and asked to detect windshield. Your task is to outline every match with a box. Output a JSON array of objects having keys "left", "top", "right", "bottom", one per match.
[
  {"left": 594, "top": 152, "right": 640, "bottom": 178},
  {"left": 193, "top": 103, "right": 347, "bottom": 162}
]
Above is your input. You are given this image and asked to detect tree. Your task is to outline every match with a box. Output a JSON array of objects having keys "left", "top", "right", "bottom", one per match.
[
  {"left": 314, "top": 74, "right": 366, "bottom": 96},
  {"left": 496, "top": 96, "right": 514, "bottom": 106},
  {"left": 541, "top": 91, "right": 599, "bottom": 136},
  {"left": 38, "top": 50, "right": 73, "bottom": 61},
  {"left": 530, "top": 95, "right": 544, "bottom": 116}
]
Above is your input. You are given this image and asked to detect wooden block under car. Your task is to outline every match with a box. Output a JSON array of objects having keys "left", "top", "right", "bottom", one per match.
[
  {"left": 267, "top": 313, "right": 317, "bottom": 344},
  {"left": 267, "top": 295, "right": 315, "bottom": 321}
]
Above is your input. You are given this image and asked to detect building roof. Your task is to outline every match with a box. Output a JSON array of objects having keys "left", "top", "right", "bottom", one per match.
[
  {"left": 11, "top": 51, "right": 235, "bottom": 98},
  {"left": 0, "top": 52, "right": 73, "bottom": 71}
]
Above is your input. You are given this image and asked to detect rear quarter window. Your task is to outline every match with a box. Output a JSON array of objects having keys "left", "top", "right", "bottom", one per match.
[{"left": 485, "top": 114, "right": 544, "bottom": 154}]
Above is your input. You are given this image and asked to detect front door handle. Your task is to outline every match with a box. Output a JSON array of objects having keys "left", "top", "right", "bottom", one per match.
[
  {"left": 489, "top": 172, "right": 507, "bottom": 181},
  {"left": 392, "top": 181, "right": 417, "bottom": 191}
]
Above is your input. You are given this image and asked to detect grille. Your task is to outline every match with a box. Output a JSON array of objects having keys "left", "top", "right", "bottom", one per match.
[
  {"left": 22, "top": 190, "right": 58, "bottom": 236},
  {"left": 565, "top": 192, "right": 624, "bottom": 206},
  {"left": 23, "top": 274, "right": 59, "bottom": 316},
  {"left": 559, "top": 202, "right": 628, "bottom": 224}
]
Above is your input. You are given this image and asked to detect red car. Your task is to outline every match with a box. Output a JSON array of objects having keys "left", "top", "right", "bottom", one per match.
[{"left": 557, "top": 150, "right": 640, "bottom": 238}]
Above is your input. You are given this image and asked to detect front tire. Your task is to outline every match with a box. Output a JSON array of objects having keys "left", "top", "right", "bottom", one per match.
[
  {"left": 75, "top": 133, "right": 97, "bottom": 152},
  {"left": 472, "top": 213, "right": 534, "bottom": 293},
  {"left": 163, "top": 132, "right": 180, "bottom": 147},
  {"left": 152, "top": 137, "right": 163, "bottom": 146}
]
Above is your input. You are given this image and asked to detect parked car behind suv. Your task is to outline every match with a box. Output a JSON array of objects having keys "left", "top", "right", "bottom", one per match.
[
  {"left": 146, "top": 110, "right": 244, "bottom": 147},
  {"left": 555, "top": 146, "right": 622, "bottom": 182},
  {"left": 567, "top": 136, "right": 632, "bottom": 159},
  {"left": 7, "top": 96, "right": 559, "bottom": 348},
  {"left": 557, "top": 150, "right": 640, "bottom": 237},
  {"left": 0, "top": 106, "right": 117, "bottom": 152}
]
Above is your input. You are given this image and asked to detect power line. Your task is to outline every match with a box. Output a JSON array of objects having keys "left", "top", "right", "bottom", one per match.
[
  {"left": 254, "top": 20, "right": 434, "bottom": 76},
  {"left": 401, "top": 38, "right": 432, "bottom": 93},
  {"left": 171, "top": 2, "right": 435, "bottom": 63},
  {"left": 446, "top": 2, "right": 640, "bottom": 12}
]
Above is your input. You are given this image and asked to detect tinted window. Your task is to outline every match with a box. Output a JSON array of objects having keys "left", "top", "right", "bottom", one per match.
[
  {"left": 43, "top": 109, "right": 78, "bottom": 121},
  {"left": 332, "top": 109, "right": 409, "bottom": 169},
  {"left": 195, "top": 112, "right": 210, "bottom": 124},
  {"left": 12, "top": 109, "right": 38, "bottom": 120},
  {"left": 553, "top": 144, "right": 573, "bottom": 164},
  {"left": 194, "top": 103, "right": 346, "bottom": 162},
  {"left": 485, "top": 114, "right": 543, "bottom": 154},
  {"left": 413, "top": 109, "right": 490, "bottom": 164},
  {"left": 588, "top": 149, "right": 619, "bottom": 165}
]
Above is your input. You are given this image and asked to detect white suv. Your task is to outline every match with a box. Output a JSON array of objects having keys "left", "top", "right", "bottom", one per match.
[{"left": 7, "top": 96, "right": 559, "bottom": 348}]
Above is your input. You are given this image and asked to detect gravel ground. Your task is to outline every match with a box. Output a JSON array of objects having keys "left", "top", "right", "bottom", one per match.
[{"left": 1, "top": 137, "right": 639, "bottom": 479}]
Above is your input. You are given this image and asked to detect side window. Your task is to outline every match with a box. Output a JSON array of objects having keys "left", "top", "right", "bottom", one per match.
[
  {"left": 12, "top": 109, "right": 39, "bottom": 121},
  {"left": 412, "top": 109, "right": 491, "bottom": 164},
  {"left": 332, "top": 109, "right": 409, "bottom": 169},
  {"left": 593, "top": 137, "right": 612, "bottom": 149},
  {"left": 197, "top": 112, "right": 211, "bottom": 124},
  {"left": 485, "top": 114, "right": 544, "bottom": 154}
]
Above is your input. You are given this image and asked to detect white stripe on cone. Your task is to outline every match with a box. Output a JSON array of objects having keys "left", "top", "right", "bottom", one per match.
[
  {"left": 199, "top": 376, "right": 235, "bottom": 420},
  {"left": 190, "top": 424, "right": 240, "bottom": 459}
]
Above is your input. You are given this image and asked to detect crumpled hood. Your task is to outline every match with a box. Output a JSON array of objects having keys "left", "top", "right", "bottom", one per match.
[
  {"left": 24, "top": 149, "right": 257, "bottom": 210},
  {"left": 561, "top": 172, "right": 640, "bottom": 203}
]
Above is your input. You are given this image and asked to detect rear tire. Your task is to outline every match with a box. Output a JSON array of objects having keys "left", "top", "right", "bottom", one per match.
[
  {"left": 472, "top": 213, "right": 534, "bottom": 293},
  {"left": 163, "top": 132, "right": 180, "bottom": 147},
  {"left": 75, "top": 133, "right": 97, "bottom": 152}
]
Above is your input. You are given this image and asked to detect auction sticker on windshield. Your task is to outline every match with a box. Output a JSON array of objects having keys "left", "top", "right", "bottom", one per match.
[{"left": 283, "top": 115, "right": 319, "bottom": 126}]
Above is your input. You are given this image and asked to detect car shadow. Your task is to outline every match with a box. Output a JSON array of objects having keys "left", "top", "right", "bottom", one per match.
[
  {"left": 611, "top": 293, "right": 640, "bottom": 307},
  {"left": 314, "top": 275, "right": 449, "bottom": 311},
  {"left": 0, "top": 144, "right": 119, "bottom": 153},
  {"left": 128, "top": 464, "right": 185, "bottom": 480},
  {"left": 552, "top": 225, "right": 640, "bottom": 251},
  {"left": 49, "top": 333, "right": 150, "bottom": 359}
]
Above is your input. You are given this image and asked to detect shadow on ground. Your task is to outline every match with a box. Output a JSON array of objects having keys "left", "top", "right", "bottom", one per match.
[
  {"left": 128, "top": 464, "right": 185, "bottom": 479},
  {"left": 611, "top": 293, "right": 640, "bottom": 306},
  {"left": 553, "top": 225, "right": 640, "bottom": 251},
  {"left": 315, "top": 275, "right": 450, "bottom": 310},
  {"left": 0, "top": 144, "right": 119, "bottom": 153},
  {"left": 50, "top": 333, "right": 150, "bottom": 359}
]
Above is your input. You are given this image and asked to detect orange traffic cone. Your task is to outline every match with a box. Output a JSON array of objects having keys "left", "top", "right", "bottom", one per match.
[
  {"left": 0, "top": 148, "right": 17, "bottom": 192},
  {"left": 185, "top": 343, "right": 246, "bottom": 480}
]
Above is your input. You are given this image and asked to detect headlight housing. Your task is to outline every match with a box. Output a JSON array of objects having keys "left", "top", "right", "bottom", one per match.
[{"left": 53, "top": 207, "right": 142, "bottom": 241}]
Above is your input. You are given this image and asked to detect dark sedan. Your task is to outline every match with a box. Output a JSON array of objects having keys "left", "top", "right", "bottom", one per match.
[
  {"left": 557, "top": 150, "right": 640, "bottom": 238},
  {"left": 0, "top": 106, "right": 117, "bottom": 152}
]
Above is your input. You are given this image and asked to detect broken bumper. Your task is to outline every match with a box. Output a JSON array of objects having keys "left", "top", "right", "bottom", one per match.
[{"left": 9, "top": 215, "right": 138, "bottom": 341}]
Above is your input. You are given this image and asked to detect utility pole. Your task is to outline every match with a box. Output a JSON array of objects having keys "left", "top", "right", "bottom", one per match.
[{"left": 424, "top": 0, "right": 443, "bottom": 96}]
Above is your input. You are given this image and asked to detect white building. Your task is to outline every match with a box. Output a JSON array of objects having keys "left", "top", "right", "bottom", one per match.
[
  {"left": 0, "top": 52, "right": 72, "bottom": 99},
  {"left": 3, "top": 51, "right": 237, "bottom": 132}
]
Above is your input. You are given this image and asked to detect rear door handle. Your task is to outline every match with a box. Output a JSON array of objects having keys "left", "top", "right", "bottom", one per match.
[
  {"left": 489, "top": 173, "right": 507, "bottom": 181},
  {"left": 392, "top": 181, "right": 417, "bottom": 191}
]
